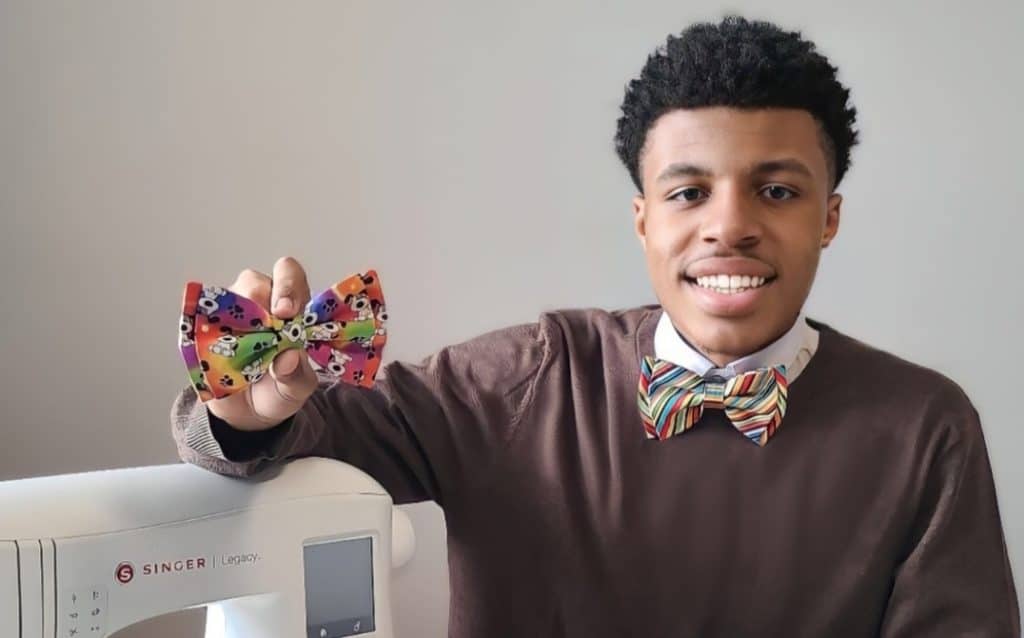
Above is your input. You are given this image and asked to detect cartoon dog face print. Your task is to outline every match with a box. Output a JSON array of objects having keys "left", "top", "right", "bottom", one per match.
[
  {"left": 197, "top": 285, "right": 226, "bottom": 315},
  {"left": 344, "top": 292, "right": 373, "bottom": 321},
  {"left": 308, "top": 321, "right": 341, "bottom": 342},
  {"left": 241, "top": 361, "right": 264, "bottom": 384},
  {"left": 348, "top": 337, "right": 376, "bottom": 359},
  {"left": 281, "top": 320, "right": 306, "bottom": 344},
  {"left": 371, "top": 300, "right": 388, "bottom": 336},
  {"left": 209, "top": 334, "right": 240, "bottom": 357},
  {"left": 352, "top": 335, "right": 374, "bottom": 350},
  {"left": 179, "top": 315, "right": 194, "bottom": 346},
  {"left": 326, "top": 351, "right": 353, "bottom": 376}
]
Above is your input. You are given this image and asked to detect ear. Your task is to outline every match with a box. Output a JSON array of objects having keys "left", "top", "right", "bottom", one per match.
[
  {"left": 821, "top": 192, "right": 842, "bottom": 248},
  {"left": 633, "top": 193, "right": 647, "bottom": 250}
]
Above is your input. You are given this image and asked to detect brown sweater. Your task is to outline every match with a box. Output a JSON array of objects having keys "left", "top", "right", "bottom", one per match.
[{"left": 171, "top": 304, "right": 1020, "bottom": 637}]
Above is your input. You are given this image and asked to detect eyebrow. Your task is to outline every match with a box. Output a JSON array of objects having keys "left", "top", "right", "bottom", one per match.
[{"left": 655, "top": 158, "right": 814, "bottom": 183}]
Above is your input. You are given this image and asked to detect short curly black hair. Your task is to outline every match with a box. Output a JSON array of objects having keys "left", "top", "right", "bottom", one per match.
[{"left": 614, "top": 14, "right": 859, "bottom": 194}]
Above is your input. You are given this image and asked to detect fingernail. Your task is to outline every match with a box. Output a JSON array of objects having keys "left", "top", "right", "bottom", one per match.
[{"left": 275, "top": 297, "right": 292, "bottom": 313}]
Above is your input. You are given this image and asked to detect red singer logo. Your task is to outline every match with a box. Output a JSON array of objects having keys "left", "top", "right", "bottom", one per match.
[
  {"left": 115, "top": 562, "right": 135, "bottom": 584},
  {"left": 113, "top": 556, "right": 209, "bottom": 586}
]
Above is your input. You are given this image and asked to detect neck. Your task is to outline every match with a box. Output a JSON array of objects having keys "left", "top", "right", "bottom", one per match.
[
  {"left": 673, "top": 321, "right": 797, "bottom": 368},
  {"left": 673, "top": 330, "right": 736, "bottom": 368}
]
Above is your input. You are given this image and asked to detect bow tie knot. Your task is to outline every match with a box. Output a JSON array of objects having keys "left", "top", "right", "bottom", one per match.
[
  {"left": 699, "top": 378, "right": 729, "bottom": 410},
  {"left": 637, "top": 357, "right": 789, "bottom": 446}
]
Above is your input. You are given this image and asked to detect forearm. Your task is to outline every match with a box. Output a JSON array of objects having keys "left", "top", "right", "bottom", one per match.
[{"left": 170, "top": 317, "right": 552, "bottom": 508}]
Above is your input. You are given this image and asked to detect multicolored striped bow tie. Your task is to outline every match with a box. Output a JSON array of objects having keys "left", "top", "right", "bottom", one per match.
[{"left": 637, "top": 357, "right": 789, "bottom": 446}]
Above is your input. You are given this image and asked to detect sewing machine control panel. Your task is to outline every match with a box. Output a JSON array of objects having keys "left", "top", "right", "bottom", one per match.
[{"left": 60, "top": 585, "right": 108, "bottom": 637}]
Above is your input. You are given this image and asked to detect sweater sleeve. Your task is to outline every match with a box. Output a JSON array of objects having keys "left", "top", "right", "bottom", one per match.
[
  {"left": 170, "top": 318, "right": 552, "bottom": 508},
  {"left": 878, "top": 395, "right": 1020, "bottom": 637}
]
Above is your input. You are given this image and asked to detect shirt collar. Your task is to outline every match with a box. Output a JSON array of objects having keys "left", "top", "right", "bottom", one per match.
[{"left": 653, "top": 309, "right": 812, "bottom": 379}]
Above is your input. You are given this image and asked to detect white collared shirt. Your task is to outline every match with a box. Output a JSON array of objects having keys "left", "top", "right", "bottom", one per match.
[{"left": 653, "top": 310, "right": 820, "bottom": 383}]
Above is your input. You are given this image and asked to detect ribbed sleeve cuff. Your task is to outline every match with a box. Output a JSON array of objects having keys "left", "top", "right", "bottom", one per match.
[
  {"left": 182, "top": 401, "right": 295, "bottom": 463},
  {"left": 182, "top": 404, "right": 228, "bottom": 459}
]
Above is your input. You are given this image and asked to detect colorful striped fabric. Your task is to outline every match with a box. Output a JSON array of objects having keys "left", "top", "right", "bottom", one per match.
[{"left": 637, "top": 356, "right": 789, "bottom": 446}]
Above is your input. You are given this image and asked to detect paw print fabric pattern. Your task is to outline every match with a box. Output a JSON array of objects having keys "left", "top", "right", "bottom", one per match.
[{"left": 178, "top": 270, "right": 388, "bottom": 402}]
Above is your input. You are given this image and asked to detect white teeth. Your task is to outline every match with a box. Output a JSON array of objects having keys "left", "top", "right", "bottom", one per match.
[{"left": 693, "top": 274, "right": 770, "bottom": 293}]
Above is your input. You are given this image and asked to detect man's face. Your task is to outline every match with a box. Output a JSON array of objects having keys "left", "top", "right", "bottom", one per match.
[{"left": 633, "top": 107, "right": 842, "bottom": 365}]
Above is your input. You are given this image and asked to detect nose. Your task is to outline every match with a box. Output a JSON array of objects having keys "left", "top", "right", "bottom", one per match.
[{"left": 699, "top": 187, "right": 762, "bottom": 248}]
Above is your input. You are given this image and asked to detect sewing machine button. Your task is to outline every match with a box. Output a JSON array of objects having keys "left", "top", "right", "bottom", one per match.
[{"left": 61, "top": 586, "right": 106, "bottom": 638}]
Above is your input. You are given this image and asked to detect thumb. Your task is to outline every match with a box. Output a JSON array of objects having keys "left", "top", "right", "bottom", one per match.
[
  {"left": 268, "top": 348, "right": 318, "bottom": 401},
  {"left": 247, "top": 349, "right": 318, "bottom": 423}
]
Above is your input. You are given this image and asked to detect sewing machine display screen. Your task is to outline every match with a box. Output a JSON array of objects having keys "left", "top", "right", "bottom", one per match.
[{"left": 303, "top": 536, "right": 375, "bottom": 637}]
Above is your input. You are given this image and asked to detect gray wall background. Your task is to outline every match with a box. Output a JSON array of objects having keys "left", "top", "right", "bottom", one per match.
[{"left": 2, "top": 1, "right": 1021, "bottom": 636}]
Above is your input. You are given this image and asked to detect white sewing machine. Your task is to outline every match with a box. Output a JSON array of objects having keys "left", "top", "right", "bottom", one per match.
[{"left": 0, "top": 457, "right": 415, "bottom": 638}]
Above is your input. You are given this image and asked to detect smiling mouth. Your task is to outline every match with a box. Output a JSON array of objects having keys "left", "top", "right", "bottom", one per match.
[{"left": 684, "top": 274, "right": 778, "bottom": 294}]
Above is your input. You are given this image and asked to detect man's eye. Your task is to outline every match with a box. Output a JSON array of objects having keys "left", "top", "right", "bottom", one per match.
[
  {"left": 670, "top": 187, "right": 705, "bottom": 202},
  {"left": 763, "top": 185, "right": 797, "bottom": 200}
]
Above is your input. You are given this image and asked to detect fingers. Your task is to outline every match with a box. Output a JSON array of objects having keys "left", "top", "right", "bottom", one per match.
[
  {"left": 203, "top": 258, "right": 315, "bottom": 432},
  {"left": 271, "top": 256, "right": 311, "bottom": 319},
  {"left": 229, "top": 268, "right": 272, "bottom": 311}
]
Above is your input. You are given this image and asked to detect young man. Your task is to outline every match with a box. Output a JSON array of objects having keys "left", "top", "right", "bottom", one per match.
[{"left": 172, "top": 15, "right": 1019, "bottom": 637}]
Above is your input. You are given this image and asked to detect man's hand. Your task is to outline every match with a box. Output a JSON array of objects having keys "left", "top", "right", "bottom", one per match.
[{"left": 205, "top": 257, "right": 319, "bottom": 431}]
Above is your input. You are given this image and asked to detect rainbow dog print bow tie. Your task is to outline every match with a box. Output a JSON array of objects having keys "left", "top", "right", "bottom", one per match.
[
  {"left": 178, "top": 270, "right": 387, "bottom": 402},
  {"left": 637, "top": 357, "right": 789, "bottom": 446}
]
